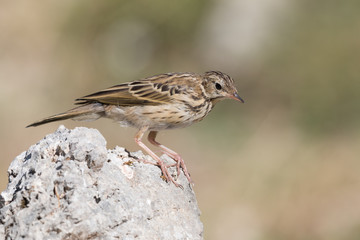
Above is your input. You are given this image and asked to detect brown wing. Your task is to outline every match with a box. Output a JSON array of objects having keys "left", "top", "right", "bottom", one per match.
[{"left": 75, "top": 73, "right": 190, "bottom": 106}]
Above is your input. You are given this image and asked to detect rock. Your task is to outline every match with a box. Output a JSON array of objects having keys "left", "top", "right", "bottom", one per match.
[{"left": 0, "top": 126, "right": 203, "bottom": 240}]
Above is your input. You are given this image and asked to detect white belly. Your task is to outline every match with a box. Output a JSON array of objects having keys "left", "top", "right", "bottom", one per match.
[{"left": 104, "top": 102, "right": 212, "bottom": 131}]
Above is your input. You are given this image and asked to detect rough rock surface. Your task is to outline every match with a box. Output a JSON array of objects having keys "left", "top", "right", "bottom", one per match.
[{"left": 0, "top": 126, "right": 203, "bottom": 240}]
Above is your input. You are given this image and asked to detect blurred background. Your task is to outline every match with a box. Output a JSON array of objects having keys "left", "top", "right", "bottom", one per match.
[{"left": 1, "top": 0, "right": 360, "bottom": 239}]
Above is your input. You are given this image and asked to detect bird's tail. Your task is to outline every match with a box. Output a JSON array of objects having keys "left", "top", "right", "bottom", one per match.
[{"left": 26, "top": 103, "right": 105, "bottom": 127}]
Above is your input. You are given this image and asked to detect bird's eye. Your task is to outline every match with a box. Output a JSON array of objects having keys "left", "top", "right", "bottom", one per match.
[{"left": 215, "top": 83, "right": 222, "bottom": 90}]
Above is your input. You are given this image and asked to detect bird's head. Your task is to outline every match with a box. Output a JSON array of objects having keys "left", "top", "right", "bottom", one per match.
[{"left": 202, "top": 71, "right": 244, "bottom": 104}]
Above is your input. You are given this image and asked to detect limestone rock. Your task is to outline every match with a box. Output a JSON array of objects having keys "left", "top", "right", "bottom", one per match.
[{"left": 0, "top": 126, "right": 203, "bottom": 240}]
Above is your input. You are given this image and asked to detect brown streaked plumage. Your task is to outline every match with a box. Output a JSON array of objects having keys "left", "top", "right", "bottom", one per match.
[{"left": 27, "top": 71, "right": 244, "bottom": 187}]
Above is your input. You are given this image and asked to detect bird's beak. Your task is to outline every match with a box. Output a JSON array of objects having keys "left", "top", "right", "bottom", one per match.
[{"left": 229, "top": 92, "right": 244, "bottom": 103}]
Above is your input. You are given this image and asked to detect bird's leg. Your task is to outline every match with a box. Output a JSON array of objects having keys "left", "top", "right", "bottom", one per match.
[
  {"left": 148, "top": 131, "right": 193, "bottom": 184},
  {"left": 147, "top": 131, "right": 181, "bottom": 177},
  {"left": 135, "top": 126, "right": 180, "bottom": 187}
]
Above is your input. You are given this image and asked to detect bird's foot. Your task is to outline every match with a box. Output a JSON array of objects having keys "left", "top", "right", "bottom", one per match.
[
  {"left": 165, "top": 154, "right": 193, "bottom": 186},
  {"left": 136, "top": 157, "right": 183, "bottom": 188}
]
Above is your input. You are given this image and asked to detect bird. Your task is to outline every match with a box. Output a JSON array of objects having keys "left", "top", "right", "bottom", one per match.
[{"left": 27, "top": 71, "right": 244, "bottom": 187}]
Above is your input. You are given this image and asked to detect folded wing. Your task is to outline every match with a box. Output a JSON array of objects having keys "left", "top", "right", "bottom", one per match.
[{"left": 76, "top": 80, "right": 174, "bottom": 106}]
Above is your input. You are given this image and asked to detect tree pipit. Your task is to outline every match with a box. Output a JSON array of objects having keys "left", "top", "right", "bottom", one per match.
[{"left": 27, "top": 71, "right": 244, "bottom": 187}]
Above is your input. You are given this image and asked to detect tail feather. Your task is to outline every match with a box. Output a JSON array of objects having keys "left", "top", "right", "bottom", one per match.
[{"left": 26, "top": 103, "right": 105, "bottom": 128}]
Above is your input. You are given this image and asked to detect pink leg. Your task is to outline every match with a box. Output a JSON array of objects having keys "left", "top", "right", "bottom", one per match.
[
  {"left": 148, "top": 131, "right": 193, "bottom": 184},
  {"left": 135, "top": 126, "right": 180, "bottom": 187}
]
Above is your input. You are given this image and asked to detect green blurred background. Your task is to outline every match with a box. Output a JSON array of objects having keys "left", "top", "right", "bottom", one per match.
[{"left": 1, "top": 0, "right": 360, "bottom": 239}]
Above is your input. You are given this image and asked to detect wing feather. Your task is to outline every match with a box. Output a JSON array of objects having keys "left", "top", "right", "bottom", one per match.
[
  {"left": 75, "top": 73, "right": 203, "bottom": 106},
  {"left": 76, "top": 80, "right": 172, "bottom": 106}
]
